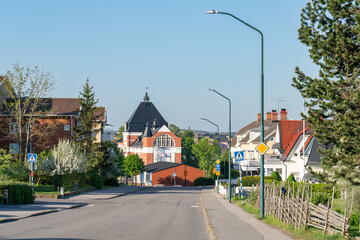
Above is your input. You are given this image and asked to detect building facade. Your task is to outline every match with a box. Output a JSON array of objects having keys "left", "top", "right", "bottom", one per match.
[{"left": 118, "top": 93, "right": 182, "bottom": 165}]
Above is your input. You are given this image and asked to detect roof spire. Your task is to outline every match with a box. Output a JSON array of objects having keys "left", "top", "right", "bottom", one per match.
[{"left": 144, "top": 87, "right": 149, "bottom": 102}]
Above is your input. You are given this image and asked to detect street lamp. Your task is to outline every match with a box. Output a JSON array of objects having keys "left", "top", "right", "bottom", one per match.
[
  {"left": 199, "top": 117, "right": 220, "bottom": 193},
  {"left": 207, "top": 10, "right": 265, "bottom": 218},
  {"left": 206, "top": 88, "right": 232, "bottom": 203}
]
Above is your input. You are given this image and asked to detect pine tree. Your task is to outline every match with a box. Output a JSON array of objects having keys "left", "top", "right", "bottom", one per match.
[
  {"left": 74, "top": 79, "right": 100, "bottom": 169},
  {"left": 292, "top": 0, "right": 360, "bottom": 184}
]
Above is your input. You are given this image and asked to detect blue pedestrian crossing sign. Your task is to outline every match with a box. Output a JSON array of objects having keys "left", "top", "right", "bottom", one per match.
[
  {"left": 27, "top": 153, "right": 37, "bottom": 163},
  {"left": 234, "top": 151, "right": 244, "bottom": 161}
]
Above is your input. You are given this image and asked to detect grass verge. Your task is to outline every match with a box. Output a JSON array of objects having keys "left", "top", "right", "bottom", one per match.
[
  {"left": 232, "top": 197, "right": 351, "bottom": 240},
  {"left": 34, "top": 184, "right": 93, "bottom": 194}
]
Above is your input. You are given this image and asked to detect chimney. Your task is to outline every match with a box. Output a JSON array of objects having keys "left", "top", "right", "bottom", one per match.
[
  {"left": 280, "top": 108, "right": 287, "bottom": 120},
  {"left": 257, "top": 113, "right": 261, "bottom": 122},
  {"left": 271, "top": 110, "right": 277, "bottom": 121},
  {"left": 266, "top": 112, "right": 271, "bottom": 121}
]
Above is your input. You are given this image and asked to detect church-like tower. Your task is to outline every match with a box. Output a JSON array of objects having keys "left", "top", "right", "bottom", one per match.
[{"left": 118, "top": 93, "right": 182, "bottom": 165}]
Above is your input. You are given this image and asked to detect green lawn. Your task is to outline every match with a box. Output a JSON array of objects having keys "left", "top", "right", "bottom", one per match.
[{"left": 232, "top": 197, "right": 355, "bottom": 240}]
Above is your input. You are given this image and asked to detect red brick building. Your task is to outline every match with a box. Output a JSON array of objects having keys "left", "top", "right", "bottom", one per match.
[
  {"left": 136, "top": 162, "right": 204, "bottom": 186},
  {"left": 0, "top": 98, "right": 106, "bottom": 154},
  {"left": 119, "top": 93, "right": 204, "bottom": 186},
  {"left": 118, "top": 93, "right": 182, "bottom": 164}
]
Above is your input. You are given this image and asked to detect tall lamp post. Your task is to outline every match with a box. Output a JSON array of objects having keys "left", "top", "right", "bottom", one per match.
[
  {"left": 207, "top": 88, "right": 232, "bottom": 203},
  {"left": 199, "top": 117, "right": 220, "bottom": 193},
  {"left": 207, "top": 9, "right": 265, "bottom": 218}
]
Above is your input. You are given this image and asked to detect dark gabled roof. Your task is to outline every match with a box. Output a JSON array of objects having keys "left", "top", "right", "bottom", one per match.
[
  {"left": 144, "top": 162, "right": 182, "bottom": 173},
  {"left": 307, "top": 138, "right": 332, "bottom": 167},
  {"left": 125, "top": 96, "right": 167, "bottom": 133}
]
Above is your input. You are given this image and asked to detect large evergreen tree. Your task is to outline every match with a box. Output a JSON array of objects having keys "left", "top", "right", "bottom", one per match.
[
  {"left": 74, "top": 79, "right": 100, "bottom": 169},
  {"left": 292, "top": 0, "right": 360, "bottom": 184}
]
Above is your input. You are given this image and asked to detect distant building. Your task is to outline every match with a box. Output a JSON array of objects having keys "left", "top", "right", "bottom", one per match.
[
  {"left": 118, "top": 93, "right": 182, "bottom": 165},
  {"left": 0, "top": 97, "right": 106, "bottom": 154},
  {"left": 231, "top": 109, "right": 310, "bottom": 180}
]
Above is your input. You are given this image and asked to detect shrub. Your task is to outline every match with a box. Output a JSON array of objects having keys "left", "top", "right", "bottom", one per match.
[
  {"left": 239, "top": 176, "right": 273, "bottom": 187},
  {"left": 230, "top": 169, "right": 239, "bottom": 179},
  {"left": 104, "top": 177, "right": 119, "bottom": 187},
  {"left": 248, "top": 187, "right": 259, "bottom": 206},
  {"left": 86, "top": 172, "right": 104, "bottom": 189},
  {"left": 287, "top": 173, "right": 296, "bottom": 182},
  {"left": 311, "top": 191, "right": 330, "bottom": 205},
  {"left": 0, "top": 181, "right": 34, "bottom": 205},
  {"left": 194, "top": 177, "right": 215, "bottom": 186},
  {"left": 271, "top": 171, "right": 282, "bottom": 181}
]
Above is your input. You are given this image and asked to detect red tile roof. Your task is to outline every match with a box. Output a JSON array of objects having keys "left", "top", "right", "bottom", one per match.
[
  {"left": 280, "top": 120, "right": 307, "bottom": 151},
  {"left": 282, "top": 127, "right": 312, "bottom": 158}
]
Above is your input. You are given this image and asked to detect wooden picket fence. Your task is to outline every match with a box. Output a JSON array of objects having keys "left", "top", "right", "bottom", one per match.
[{"left": 255, "top": 182, "right": 352, "bottom": 236}]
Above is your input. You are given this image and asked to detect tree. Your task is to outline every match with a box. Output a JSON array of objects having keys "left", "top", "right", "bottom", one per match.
[
  {"left": 181, "top": 129, "right": 198, "bottom": 167},
  {"left": 45, "top": 139, "right": 87, "bottom": 186},
  {"left": 99, "top": 141, "right": 124, "bottom": 179},
  {"left": 73, "top": 79, "right": 100, "bottom": 169},
  {"left": 0, "top": 149, "right": 27, "bottom": 181},
  {"left": 168, "top": 124, "right": 181, "bottom": 137},
  {"left": 271, "top": 171, "right": 282, "bottom": 181},
  {"left": 123, "top": 154, "right": 144, "bottom": 178},
  {"left": 192, "top": 138, "right": 217, "bottom": 177},
  {"left": 117, "top": 125, "right": 124, "bottom": 140},
  {"left": 293, "top": 0, "right": 360, "bottom": 184},
  {"left": 3, "top": 62, "right": 54, "bottom": 163}
]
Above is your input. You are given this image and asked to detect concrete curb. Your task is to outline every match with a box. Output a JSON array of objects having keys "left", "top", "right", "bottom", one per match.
[
  {"left": 0, "top": 202, "right": 88, "bottom": 224},
  {"left": 200, "top": 191, "right": 217, "bottom": 240}
]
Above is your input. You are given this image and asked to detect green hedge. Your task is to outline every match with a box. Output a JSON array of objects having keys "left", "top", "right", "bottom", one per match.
[
  {"left": 194, "top": 177, "right": 215, "bottom": 186},
  {"left": 238, "top": 176, "right": 274, "bottom": 187},
  {"left": 0, "top": 181, "right": 34, "bottom": 204}
]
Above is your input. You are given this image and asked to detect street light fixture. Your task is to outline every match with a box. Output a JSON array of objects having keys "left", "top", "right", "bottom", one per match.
[
  {"left": 206, "top": 88, "right": 232, "bottom": 203},
  {"left": 199, "top": 117, "right": 220, "bottom": 193},
  {"left": 207, "top": 10, "right": 265, "bottom": 218}
]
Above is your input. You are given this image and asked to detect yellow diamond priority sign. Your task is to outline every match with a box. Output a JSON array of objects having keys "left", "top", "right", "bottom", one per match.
[
  {"left": 256, "top": 142, "right": 269, "bottom": 155},
  {"left": 216, "top": 159, "right": 221, "bottom": 164}
]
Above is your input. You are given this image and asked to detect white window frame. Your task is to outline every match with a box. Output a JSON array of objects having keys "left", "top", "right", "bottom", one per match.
[{"left": 154, "top": 134, "right": 175, "bottom": 147}]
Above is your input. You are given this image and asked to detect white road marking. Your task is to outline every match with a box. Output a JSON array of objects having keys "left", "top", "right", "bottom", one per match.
[{"left": 191, "top": 205, "right": 199, "bottom": 208}]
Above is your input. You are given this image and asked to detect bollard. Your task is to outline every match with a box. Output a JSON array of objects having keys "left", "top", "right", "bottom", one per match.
[
  {"left": 74, "top": 182, "right": 79, "bottom": 193},
  {"left": 4, "top": 189, "right": 8, "bottom": 205},
  {"left": 60, "top": 187, "right": 64, "bottom": 198}
]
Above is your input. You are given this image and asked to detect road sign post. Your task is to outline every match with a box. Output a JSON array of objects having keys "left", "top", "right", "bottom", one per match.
[
  {"left": 27, "top": 154, "right": 37, "bottom": 197},
  {"left": 234, "top": 151, "right": 245, "bottom": 205},
  {"left": 216, "top": 159, "right": 221, "bottom": 193}
]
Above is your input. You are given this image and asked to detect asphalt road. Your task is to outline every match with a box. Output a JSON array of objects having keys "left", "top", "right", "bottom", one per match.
[{"left": 0, "top": 187, "right": 209, "bottom": 240}]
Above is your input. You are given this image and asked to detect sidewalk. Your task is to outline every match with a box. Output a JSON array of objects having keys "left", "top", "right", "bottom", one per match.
[
  {"left": 0, "top": 185, "right": 146, "bottom": 223},
  {"left": 201, "top": 189, "right": 293, "bottom": 240}
]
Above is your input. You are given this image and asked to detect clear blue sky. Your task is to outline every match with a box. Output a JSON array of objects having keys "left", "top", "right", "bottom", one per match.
[{"left": 0, "top": 0, "right": 319, "bottom": 133}]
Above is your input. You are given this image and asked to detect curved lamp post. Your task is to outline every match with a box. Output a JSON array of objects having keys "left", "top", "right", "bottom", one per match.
[
  {"left": 206, "top": 88, "right": 232, "bottom": 203},
  {"left": 206, "top": 9, "right": 265, "bottom": 218},
  {"left": 199, "top": 117, "right": 220, "bottom": 193}
]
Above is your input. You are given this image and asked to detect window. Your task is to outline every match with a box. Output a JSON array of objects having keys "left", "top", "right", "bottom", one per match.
[
  {"left": 153, "top": 134, "right": 175, "bottom": 147},
  {"left": 9, "top": 123, "right": 19, "bottom": 134},
  {"left": 64, "top": 125, "right": 70, "bottom": 131},
  {"left": 9, "top": 143, "right": 19, "bottom": 154}
]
